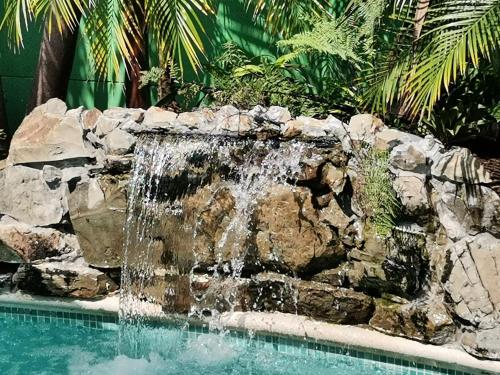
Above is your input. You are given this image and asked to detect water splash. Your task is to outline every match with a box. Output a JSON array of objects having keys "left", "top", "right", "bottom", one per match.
[{"left": 120, "top": 134, "right": 312, "bottom": 329}]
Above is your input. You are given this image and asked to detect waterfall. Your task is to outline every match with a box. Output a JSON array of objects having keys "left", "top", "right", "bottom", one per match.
[{"left": 119, "top": 134, "right": 314, "bottom": 325}]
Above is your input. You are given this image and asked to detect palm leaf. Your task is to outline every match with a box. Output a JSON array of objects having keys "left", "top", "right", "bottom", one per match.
[
  {"left": 245, "top": 0, "right": 329, "bottom": 36},
  {"left": 401, "top": 0, "right": 500, "bottom": 118},
  {"left": 145, "top": 0, "right": 214, "bottom": 71},
  {"left": 83, "top": 0, "right": 141, "bottom": 79},
  {"left": 1, "top": 0, "right": 88, "bottom": 48}
]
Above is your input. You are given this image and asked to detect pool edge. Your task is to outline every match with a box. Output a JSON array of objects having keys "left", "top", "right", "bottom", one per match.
[{"left": 1, "top": 291, "right": 499, "bottom": 375}]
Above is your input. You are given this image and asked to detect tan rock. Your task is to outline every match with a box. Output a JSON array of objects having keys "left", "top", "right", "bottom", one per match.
[
  {"left": 7, "top": 108, "right": 92, "bottom": 165},
  {"left": 82, "top": 108, "right": 102, "bottom": 131},
  {"left": 0, "top": 216, "right": 79, "bottom": 262},
  {"left": 255, "top": 185, "right": 344, "bottom": 273},
  {"left": 69, "top": 176, "right": 127, "bottom": 268},
  {"left": 321, "top": 163, "right": 346, "bottom": 193}
]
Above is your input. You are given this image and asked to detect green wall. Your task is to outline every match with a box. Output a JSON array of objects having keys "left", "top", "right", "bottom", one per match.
[
  {"left": 0, "top": 1, "right": 279, "bottom": 136},
  {"left": 0, "top": 1, "right": 345, "bottom": 135}
]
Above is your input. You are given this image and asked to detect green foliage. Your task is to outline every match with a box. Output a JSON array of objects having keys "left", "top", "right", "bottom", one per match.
[
  {"left": 275, "top": 0, "right": 500, "bottom": 144},
  {"left": 139, "top": 67, "right": 167, "bottom": 89},
  {"left": 1, "top": 0, "right": 215, "bottom": 77},
  {"left": 364, "top": 0, "right": 500, "bottom": 120},
  {"left": 244, "top": 0, "right": 330, "bottom": 37},
  {"left": 358, "top": 147, "right": 401, "bottom": 238},
  {"left": 182, "top": 42, "right": 356, "bottom": 117},
  {"left": 420, "top": 63, "right": 500, "bottom": 145}
]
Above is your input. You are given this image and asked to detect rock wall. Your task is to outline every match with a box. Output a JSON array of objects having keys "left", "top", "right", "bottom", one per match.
[{"left": 0, "top": 99, "right": 499, "bottom": 360}]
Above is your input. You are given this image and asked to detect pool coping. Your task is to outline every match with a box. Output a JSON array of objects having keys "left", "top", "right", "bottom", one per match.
[{"left": 1, "top": 291, "right": 499, "bottom": 374}]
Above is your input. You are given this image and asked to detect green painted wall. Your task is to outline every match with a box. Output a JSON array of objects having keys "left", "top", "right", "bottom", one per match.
[
  {"left": 0, "top": 1, "right": 279, "bottom": 135},
  {"left": 0, "top": 1, "right": 345, "bottom": 135}
]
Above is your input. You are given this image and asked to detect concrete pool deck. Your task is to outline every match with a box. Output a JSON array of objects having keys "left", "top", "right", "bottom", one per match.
[{"left": 1, "top": 291, "right": 499, "bottom": 374}]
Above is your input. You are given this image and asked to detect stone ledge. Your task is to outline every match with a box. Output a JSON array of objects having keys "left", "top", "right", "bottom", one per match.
[
  {"left": 1, "top": 292, "right": 498, "bottom": 374},
  {"left": 216, "top": 312, "right": 500, "bottom": 375}
]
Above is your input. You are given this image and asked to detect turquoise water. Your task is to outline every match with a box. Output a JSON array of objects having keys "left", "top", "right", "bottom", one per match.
[{"left": 0, "top": 307, "right": 469, "bottom": 375}]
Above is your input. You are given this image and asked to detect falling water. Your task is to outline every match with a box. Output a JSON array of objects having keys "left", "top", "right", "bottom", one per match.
[{"left": 119, "top": 134, "right": 313, "bottom": 331}]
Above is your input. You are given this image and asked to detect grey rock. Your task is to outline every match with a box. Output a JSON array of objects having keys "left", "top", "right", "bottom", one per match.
[
  {"left": 208, "top": 106, "right": 255, "bottom": 135},
  {"left": 431, "top": 179, "right": 500, "bottom": 240},
  {"left": 103, "top": 107, "right": 145, "bottom": 122},
  {"left": 265, "top": 106, "right": 291, "bottom": 124},
  {"left": 375, "top": 128, "right": 423, "bottom": 151},
  {"left": 69, "top": 176, "right": 127, "bottom": 268},
  {"left": 143, "top": 106, "right": 178, "bottom": 129},
  {"left": 462, "top": 326, "right": 500, "bottom": 360},
  {"left": 103, "top": 128, "right": 137, "bottom": 155},
  {"left": 432, "top": 147, "right": 491, "bottom": 184},
  {"left": 40, "top": 98, "right": 67, "bottom": 116},
  {"left": 393, "top": 171, "right": 430, "bottom": 217},
  {"left": 0, "top": 166, "right": 68, "bottom": 226},
  {"left": 61, "top": 167, "right": 90, "bottom": 184},
  {"left": 42, "top": 165, "right": 62, "bottom": 186},
  {"left": 95, "top": 116, "right": 121, "bottom": 137},
  {"left": 390, "top": 143, "right": 428, "bottom": 174},
  {"left": 248, "top": 105, "right": 267, "bottom": 119},
  {"left": 443, "top": 233, "right": 500, "bottom": 328},
  {"left": 7, "top": 106, "right": 93, "bottom": 165}
]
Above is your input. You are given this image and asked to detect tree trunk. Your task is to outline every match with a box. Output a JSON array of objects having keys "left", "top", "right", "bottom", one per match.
[
  {"left": 413, "top": 0, "right": 430, "bottom": 41},
  {"left": 0, "top": 78, "right": 9, "bottom": 157},
  {"left": 126, "top": 32, "right": 150, "bottom": 109},
  {"left": 125, "top": 0, "right": 150, "bottom": 109},
  {"left": 28, "top": 14, "right": 80, "bottom": 113}
]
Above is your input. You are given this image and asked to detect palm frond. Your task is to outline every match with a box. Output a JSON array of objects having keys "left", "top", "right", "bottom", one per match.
[
  {"left": 245, "top": 0, "right": 329, "bottom": 36},
  {"left": 0, "top": 0, "right": 88, "bottom": 48},
  {"left": 83, "top": 0, "right": 140, "bottom": 79},
  {"left": 146, "top": 0, "right": 214, "bottom": 72},
  {"left": 401, "top": 0, "right": 500, "bottom": 118}
]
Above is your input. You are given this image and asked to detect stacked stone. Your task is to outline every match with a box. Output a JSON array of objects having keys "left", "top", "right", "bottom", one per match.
[{"left": 0, "top": 99, "right": 498, "bottom": 359}]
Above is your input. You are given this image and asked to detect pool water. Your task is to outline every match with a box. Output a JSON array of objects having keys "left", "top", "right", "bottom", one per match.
[{"left": 0, "top": 306, "right": 473, "bottom": 375}]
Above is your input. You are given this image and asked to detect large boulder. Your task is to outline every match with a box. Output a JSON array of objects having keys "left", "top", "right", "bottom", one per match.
[
  {"left": 69, "top": 176, "right": 127, "bottom": 268},
  {"left": 7, "top": 99, "right": 93, "bottom": 165},
  {"left": 443, "top": 233, "right": 500, "bottom": 329},
  {"left": 16, "top": 260, "right": 118, "bottom": 298},
  {"left": 254, "top": 185, "right": 346, "bottom": 274},
  {"left": 369, "top": 298, "right": 455, "bottom": 345},
  {"left": 0, "top": 216, "right": 79, "bottom": 263},
  {"left": 0, "top": 165, "right": 69, "bottom": 226}
]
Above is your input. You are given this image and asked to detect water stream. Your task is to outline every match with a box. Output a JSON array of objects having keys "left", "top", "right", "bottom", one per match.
[{"left": 119, "top": 134, "right": 313, "bottom": 328}]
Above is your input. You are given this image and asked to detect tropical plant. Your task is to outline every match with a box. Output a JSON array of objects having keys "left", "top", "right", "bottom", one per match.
[
  {"left": 1, "top": 0, "right": 215, "bottom": 78},
  {"left": 357, "top": 147, "right": 401, "bottom": 237},
  {"left": 142, "top": 42, "right": 357, "bottom": 115},
  {"left": 277, "top": 0, "right": 500, "bottom": 143}
]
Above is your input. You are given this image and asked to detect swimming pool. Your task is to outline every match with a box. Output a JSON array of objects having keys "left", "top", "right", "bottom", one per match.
[{"left": 0, "top": 303, "right": 488, "bottom": 375}]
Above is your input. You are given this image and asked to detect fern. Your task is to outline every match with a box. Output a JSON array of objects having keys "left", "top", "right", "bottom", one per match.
[
  {"left": 277, "top": 0, "right": 387, "bottom": 66},
  {"left": 358, "top": 148, "right": 401, "bottom": 237}
]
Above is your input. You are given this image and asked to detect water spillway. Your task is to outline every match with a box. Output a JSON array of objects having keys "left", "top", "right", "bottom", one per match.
[{"left": 119, "top": 134, "right": 333, "bottom": 324}]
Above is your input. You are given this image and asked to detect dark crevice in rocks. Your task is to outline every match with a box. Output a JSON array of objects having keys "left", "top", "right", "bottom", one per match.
[
  {"left": 0, "top": 262, "right": 19, "bottom": 289},
  {"left": 18, "top": 158, "right": 96, "bottom": 170},
  {"left": 91, "top": 266, "right": 121, "bottom": 286},
  {"left": 335, "top": 177, "right": 356, "bottom": 218}
]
